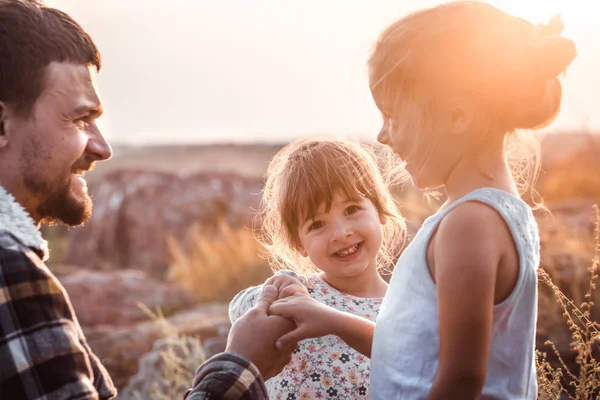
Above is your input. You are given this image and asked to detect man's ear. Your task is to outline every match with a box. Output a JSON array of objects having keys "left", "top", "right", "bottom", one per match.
[{"left": 0, "top": 102, "right": 11, "bottom": 149}]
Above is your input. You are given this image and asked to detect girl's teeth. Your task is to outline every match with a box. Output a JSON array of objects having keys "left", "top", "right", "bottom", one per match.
[{"left": 337, "top": 244, "right": 358, "bottom": 257}]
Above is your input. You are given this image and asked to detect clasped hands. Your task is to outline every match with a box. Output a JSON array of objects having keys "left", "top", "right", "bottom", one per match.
[{"left": 226, "top": 274, "right": 338, "bottom": 380}]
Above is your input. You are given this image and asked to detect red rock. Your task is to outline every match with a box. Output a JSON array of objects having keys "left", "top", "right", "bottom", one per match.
[
  {"left": 62, "top": 169, "right": 264, "bottom": 278},
  {"left": 60, "top": 269, "right": 195, "bottom": 327}
]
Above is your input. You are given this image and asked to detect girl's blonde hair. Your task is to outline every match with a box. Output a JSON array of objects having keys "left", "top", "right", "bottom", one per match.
[
  {"left": 256, "top": 136, "right": 407, "bottom": 276},
  {"left": 368, "top": 1, "right": 577, "bottom": 194}
]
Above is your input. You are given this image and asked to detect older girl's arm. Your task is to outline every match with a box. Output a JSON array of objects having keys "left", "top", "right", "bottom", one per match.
[{"left": 428, "top": 202, "right": 510, "bottom": 400}]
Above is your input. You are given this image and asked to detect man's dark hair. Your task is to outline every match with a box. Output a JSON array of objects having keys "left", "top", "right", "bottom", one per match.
[{"left": 0, "top": 0, "right": 101, "bottom": 117}]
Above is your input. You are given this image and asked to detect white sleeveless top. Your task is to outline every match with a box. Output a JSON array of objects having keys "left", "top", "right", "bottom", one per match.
[{"left": 370, "top": 188, "right": 540, "bottom": 400}]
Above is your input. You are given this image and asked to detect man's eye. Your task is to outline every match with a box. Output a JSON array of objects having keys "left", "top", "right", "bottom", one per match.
[{"left": 75, "top": 117, "right": 90, "bottom": 127}]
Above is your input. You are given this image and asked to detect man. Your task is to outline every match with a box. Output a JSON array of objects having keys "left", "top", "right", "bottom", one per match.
[{"left": 0, "top": 1, "right": 295, "bottom": 398}]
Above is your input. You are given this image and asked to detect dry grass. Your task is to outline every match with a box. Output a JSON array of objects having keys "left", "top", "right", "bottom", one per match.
[
  {"left": 115, "top": 305, "right": 207, "bottom": 400},
  {"left": 165, "top": 220, "right": 272, "bottom": 303},
  {"left": 538, "top": 136, "right": 600, "bottom": 206},
  {"left": 536, "top": 206, "right": 600, "bottom": 399},
  {"left": 118, "top": 335, "right": 206, "bottom": 400}
]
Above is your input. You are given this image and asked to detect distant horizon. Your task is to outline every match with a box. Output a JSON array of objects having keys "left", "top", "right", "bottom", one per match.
[{"left": 109, "top": 129, "right": 599, "bottom": 148}]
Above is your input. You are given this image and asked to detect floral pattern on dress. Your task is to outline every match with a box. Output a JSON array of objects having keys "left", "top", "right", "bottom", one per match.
[{"left": 229, "top": 272, "right": 382, "bottom": 399}]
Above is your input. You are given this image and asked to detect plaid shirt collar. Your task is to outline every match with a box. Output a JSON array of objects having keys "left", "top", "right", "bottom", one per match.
[{"left": 0, "top": 184, "right": 49, "bottom": 261}]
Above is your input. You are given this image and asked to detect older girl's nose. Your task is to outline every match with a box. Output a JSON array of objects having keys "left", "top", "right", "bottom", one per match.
[{"left": 377, "top": 128, "right": 390, "bottom": 145}]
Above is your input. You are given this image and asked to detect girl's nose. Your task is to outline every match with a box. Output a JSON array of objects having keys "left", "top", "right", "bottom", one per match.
[
  {"left": 377, "top": 128, "right": 390, "bottom": 145},
  {"left": 331, "top": 221, "right": 353, "bottom": 242}
]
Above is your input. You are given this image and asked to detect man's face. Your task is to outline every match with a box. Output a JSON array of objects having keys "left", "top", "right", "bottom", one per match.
[{"left": 6, "top": 62, "right": 112, "bottom": 226}]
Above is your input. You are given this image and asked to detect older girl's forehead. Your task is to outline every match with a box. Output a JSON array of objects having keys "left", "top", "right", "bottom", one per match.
[
  {"left": 372, "top": 89, "right": 409, "bottom": 119},
  {"left": 370, "top": 86, "right": 387, "bottom": 110}
]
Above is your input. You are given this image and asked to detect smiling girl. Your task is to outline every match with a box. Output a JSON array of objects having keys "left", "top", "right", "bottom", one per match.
[{"left": 228, "top": 137, "right": 406, "bottom": 399}]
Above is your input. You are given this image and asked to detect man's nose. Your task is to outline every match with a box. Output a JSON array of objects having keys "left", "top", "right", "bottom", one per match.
[{"left": 87, "top": 126, "right": 113, "bottom": 162}]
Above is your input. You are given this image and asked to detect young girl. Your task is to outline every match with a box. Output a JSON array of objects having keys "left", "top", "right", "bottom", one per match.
[
  {"left": 228, "top": 137, "right": 406, "bottom": 399},
  {"left": 269, "top": 2, "right": 578, "bottom": 399}
]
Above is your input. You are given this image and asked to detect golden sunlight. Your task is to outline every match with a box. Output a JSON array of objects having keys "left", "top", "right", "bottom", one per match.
[{"left": 491, "top": 0, "right": 593, "bottom": 35}]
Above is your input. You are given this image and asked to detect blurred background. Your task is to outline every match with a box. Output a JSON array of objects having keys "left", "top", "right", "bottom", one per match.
[
  {"left": 50, "top": 0, "right": 598, "bottom": 145},
  {"left": 42, "top": 1, "right": 600, "bottom": 398}
]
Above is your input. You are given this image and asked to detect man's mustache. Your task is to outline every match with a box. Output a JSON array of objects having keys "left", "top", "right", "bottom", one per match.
[{"left": 71, "top": 161, "right": 96, "bottom": 174}]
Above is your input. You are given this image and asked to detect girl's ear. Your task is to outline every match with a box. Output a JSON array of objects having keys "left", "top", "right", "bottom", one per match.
[
  {"left": 450, "top": 97, "right": 475, "bottom": 136},
  {"left": 380, "top": 214, "right": 387, "bottom": 225},
  {"left": 298, "top": 246, "right": 308, "bottom": 258}
]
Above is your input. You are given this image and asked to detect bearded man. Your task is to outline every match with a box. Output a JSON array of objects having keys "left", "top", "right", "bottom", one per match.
[{"left": 0, "top": 1, "right": 295, "bottom": 399}]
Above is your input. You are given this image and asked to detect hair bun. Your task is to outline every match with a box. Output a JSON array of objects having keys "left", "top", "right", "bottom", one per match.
[
  {"left": 504, "top": 15, "right": 578, "bottom": 131},
  {"left": 531, "top": 14, "right": 564, "bottom": 37},
  {"left": 530, "top": 15, "right": 578, "bottom": 79}
]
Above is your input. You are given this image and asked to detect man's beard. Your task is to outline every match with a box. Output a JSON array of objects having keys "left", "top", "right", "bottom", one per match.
[
  {"left": 33, "top": 177, "right": 92, "bottom": 226},
  {"left": 21, "top": 139, "right": 93, "bottom": 226}
]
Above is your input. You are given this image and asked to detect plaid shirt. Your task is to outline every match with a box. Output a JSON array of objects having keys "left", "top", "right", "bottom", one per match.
[
  {"left": 184, "top": 353, "right": 268, "bottom": 400},
  {"left": 0, "top": 231, "right": 117, "bottom": 399}
]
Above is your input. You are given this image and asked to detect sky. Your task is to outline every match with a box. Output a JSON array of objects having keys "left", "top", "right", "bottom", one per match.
[{"left": 49, "top": 0, "right": 600, "bottom": 145}]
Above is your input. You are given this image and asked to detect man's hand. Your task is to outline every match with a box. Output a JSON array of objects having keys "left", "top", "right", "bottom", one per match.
[
  {"left": 265, "top": 273, "right": 309, "bottom": 299},
  {"left": 226, "top": 285, "right": 298, "bottom": 380}
]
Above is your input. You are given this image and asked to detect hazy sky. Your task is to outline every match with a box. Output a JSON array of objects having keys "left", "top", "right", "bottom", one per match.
[{"left": 49, "top": 0, "right": 599, "bottom": 145}]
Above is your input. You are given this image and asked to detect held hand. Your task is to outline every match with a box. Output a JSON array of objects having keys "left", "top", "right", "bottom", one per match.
[
  {"left": 265, "top": 273, "right": 310, "bottom": 299},
  {"left": 226, "top": 285, "right": 298, "bottom": 380},
  {"left": 268, "top": 293, "right": 341, "bottom": 349}
]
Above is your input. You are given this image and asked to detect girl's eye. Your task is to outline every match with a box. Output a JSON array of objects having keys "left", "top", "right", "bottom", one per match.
[
  {"left": 346, "top": 206, "right": 360, "bottom": 215},
  {"left": 309, "top": 221, "right": 324, "bottom": 231}
]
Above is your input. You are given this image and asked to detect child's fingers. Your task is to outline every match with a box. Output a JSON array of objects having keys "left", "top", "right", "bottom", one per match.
[
  {"left": 278, "top": 286, "right": 295, "bottom": 299},
  {"left": 278, "top": 284, "right": 306, "bottom": 299},
  {"left": 268, "top": 299, "right": 293, "bottom": 318},
  {"left": 266, "top": 275, "right": 296, "bottom": 291},
  {"left": 264, "top": 276, "right": 280, "bottom": 288}
]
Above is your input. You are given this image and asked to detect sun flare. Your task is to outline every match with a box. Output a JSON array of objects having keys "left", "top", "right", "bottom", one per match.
[{"left": 490, "top": 0, "right": 593, "bottom": 36}]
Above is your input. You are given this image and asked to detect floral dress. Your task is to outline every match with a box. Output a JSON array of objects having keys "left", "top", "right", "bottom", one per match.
[{"left": 229, "top": 271, "right": 382, "bottom": 399}]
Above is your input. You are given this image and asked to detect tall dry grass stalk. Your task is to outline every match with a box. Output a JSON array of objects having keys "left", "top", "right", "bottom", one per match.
[
  {"left": 536, "top": 205, "right": 600, "bottom": 399},
  {"left": 117, "top": 305, "right": 206, "bottom": 400},
  {"left": 121, "top": 336, "right": 206, "bottom": 400},
  {"left": 166, "top": 220, "right": 272, "bottom": 303}
]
